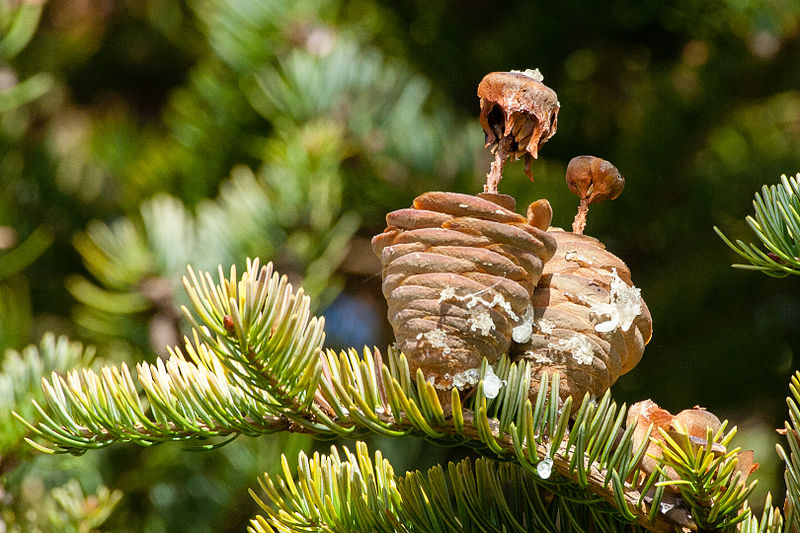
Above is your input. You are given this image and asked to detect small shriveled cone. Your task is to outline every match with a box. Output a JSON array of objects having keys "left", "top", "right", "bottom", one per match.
[
  {"left": 567, "top": 155, "right": 625, "bottom": 234},
  {"left": 372, "top": 191, "right": 556, "bottom": 389},
  {"left": 510, "top": 228, "right": 653, "bottom": 405},
  {"left": 627, "top": 400, "right": 758, "bottom": 491},
  {"left": 478, "top": 69, "right": 560, "bottom": 193}
]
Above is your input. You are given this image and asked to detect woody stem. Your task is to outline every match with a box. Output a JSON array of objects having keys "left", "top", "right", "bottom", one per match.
[
  {"left": 484, "top": 136, "right": 513, "bottom": 194},
  {"left": 572, "top": 197, "right": 591, "bottom": 234}
]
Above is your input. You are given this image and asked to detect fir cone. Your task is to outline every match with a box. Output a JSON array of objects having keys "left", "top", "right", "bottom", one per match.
[
  {"left": 511, "top": 228, "right": 653, "bottom": 404},
  {"left": 627, "top": 400, "right": 757, "bottom": 492},
  {"left": 371, "top": 191, "right": 556, "bottom": 389}
]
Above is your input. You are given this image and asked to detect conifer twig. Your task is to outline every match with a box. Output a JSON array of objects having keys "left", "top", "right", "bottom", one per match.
[{"left": 15, "top": 260, "right": 765, "bottom": 532}]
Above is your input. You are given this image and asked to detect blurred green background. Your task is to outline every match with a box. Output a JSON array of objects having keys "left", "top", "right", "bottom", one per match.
[{"left": 2, "top": 0, "right": 800, "bottom": 530}]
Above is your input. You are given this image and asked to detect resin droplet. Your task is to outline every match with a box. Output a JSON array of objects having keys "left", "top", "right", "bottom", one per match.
[
  {"left": 468, "top": 310, "right": 496, "bottom": 336},
  {"left": 537, "top": 456, "right": 553, "bottom": 479},
  {"left": 511, "top": 306, "right": 535, "bottom": 343},
  {"left": 510, "top": 68, "right": 544, "bottom": 82},
  {"left": 592, "top": 268, "right": 642, "bottom": 333},
  {"left": 482, "top": 365, "right": 505, "bottom": 399},
  {"left": 448, "top": 367, "right": 481, "bottom": 390}
]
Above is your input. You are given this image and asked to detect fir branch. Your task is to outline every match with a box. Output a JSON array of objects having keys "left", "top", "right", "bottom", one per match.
[
  {"left": 736, "top": 493, "right": 784, "bottom": 533},
  {"left": 653, "top": 423, "right": 756, "bottom": 529},
  {"left": 715, "top": 173, "right": 800, "bottom": 277},
  {"left": 0, "top": 225, "right": 53, "bottom": 282},
  {"left": 775, "top": 370, "right": 800, "bottom": 533},
  {"left": 181, "top": 258, "right": 325, "bottom": 411},
  {"left": 247, "top": 441, "right": 651, "bottom": 533},
  {"left": 18, "top": 260, "right": 764, "bottom": 532},
  {"left": 1, "top": 478, "right": 122, "bottom": 533},
  {"left": 0, "top": 334, "right": 95, "bottom": 473},
  {"left": 41, "top": 480, "right": 122, "bottom": 531}
]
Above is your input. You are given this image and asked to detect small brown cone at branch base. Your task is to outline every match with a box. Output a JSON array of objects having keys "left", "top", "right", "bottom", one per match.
[
  {"left": 627, "top": 400, "right": 674, "bottom": 478},
  {"left": 478, "top": 69, "right": 560, "bottom": 194},
  {"left": 371, "top": 191, "right": 556, "bottom": 390},
  {"left": 627, "top": 400, "right": 758, "bottom": 492},
  {"left": 671, "top": 407, "right": 723, "bottom": 439},
  {"left": 566, "top": 155, "right": 625, "bottom": 234}
]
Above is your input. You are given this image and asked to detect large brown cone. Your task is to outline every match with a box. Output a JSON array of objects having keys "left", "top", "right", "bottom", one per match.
[
  {"left": 371, "top": 191, "right": 556, "bottom": 389},
  {"left": 511, "top": 229, "right": 653, "bottom": 404}
]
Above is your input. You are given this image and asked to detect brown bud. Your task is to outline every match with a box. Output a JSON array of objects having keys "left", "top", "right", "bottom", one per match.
[
  {"left": 478, "top": 69, "right": 560, "bottom": 193},
  {"left": 526, "top": 199, "right": 553, "bottom": 230},
  {"left": 223, "top": 315, "right": 235, "bottom": 335}
]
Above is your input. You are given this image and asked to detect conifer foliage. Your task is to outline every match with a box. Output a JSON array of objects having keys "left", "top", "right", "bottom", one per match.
[
  {"left": 12, "top": 247, "right": 797, "bottom": 531},
  {"left": 5, "top": 1, "right": 800, "bottom": 531},
  {"left": 10, "top": 198, "right": 795, "bottom": 530}
]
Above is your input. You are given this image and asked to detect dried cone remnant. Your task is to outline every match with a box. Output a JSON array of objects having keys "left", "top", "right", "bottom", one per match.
[
  {"left": 478, "top": 69, "right": 560, "bottom": 193},
  {"left": 371, "top": 191, "right": 556, "bottom": 389},
  {"left": 567, "top": 155, "right": 625, "bottom": 234},
  {"left": 627, "top": 400, "right": 758, "bottom": 490},
  {"left": 512, "top": 228, "right": 652, "bottom": 405}
]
